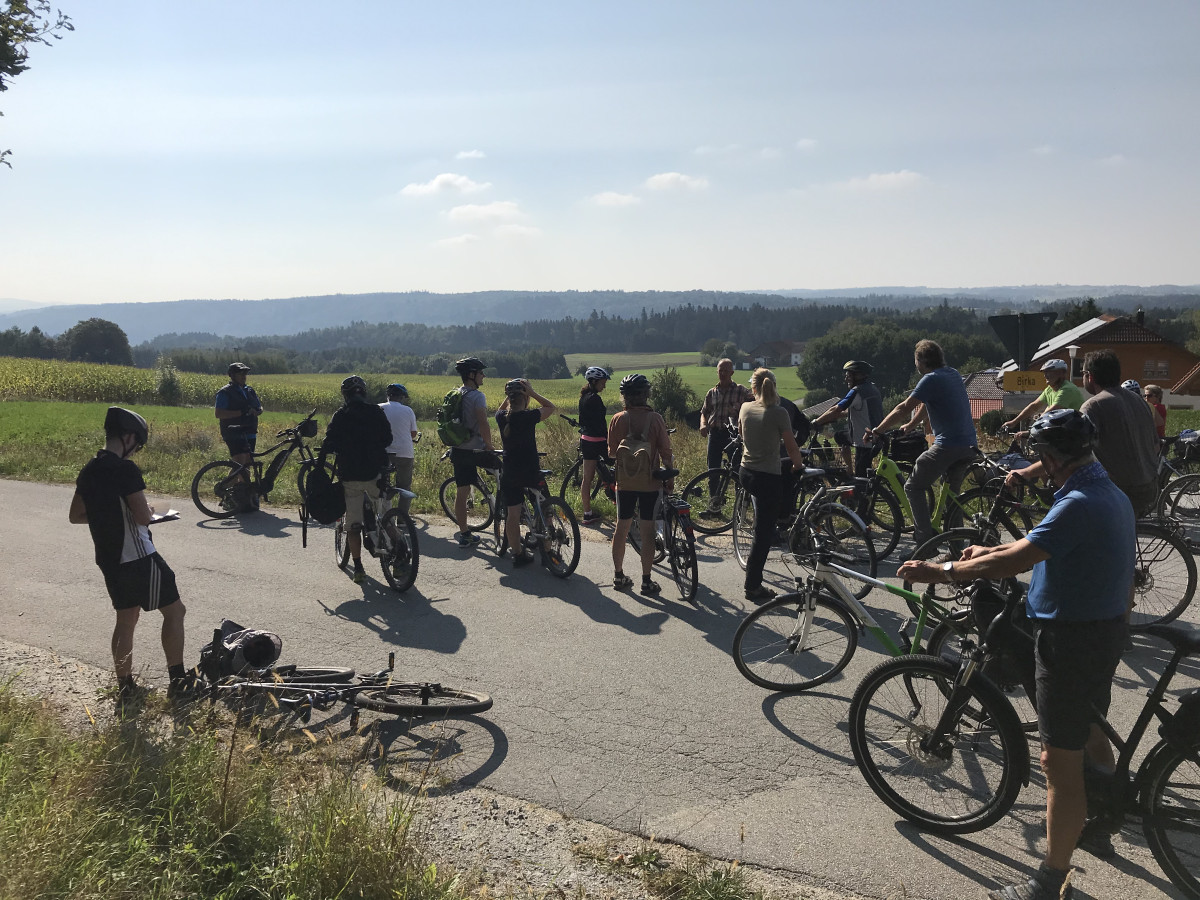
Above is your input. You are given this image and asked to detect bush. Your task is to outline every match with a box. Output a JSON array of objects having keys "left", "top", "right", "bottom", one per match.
[
  {"left": 978, "top": 409, "right": 1005, "bottom": 437},
  {"left": 155, "top": 355, "right": 184, "bottom": 406},
  {"left": 651, "top": 366, "right": 699, "bottom": 422}
]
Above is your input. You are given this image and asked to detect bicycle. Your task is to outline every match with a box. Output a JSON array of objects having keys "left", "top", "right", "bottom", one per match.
[
  {"left": 492, "top": 453, "right": 582, "bottom": 578},
  {"left": 679, "top": 416, "right": 744, "bottom": 535},
  {"left": 556, "top": 414, "right": 617, "bottom": 506},
  {"left": 437, "top": 448, "right": 500, "bottom": 532},
  {"left": 846, "top": 583, "right": 1200, "bottom": 899},
  {"left": 191, "top": 409, "right": 325, "bottom": 518},
  {"left": 334, "top": 468, "right": 420, "bottom": 592},
  {"left": 627, "top": 466, "right": 698, "bottom": 603}
]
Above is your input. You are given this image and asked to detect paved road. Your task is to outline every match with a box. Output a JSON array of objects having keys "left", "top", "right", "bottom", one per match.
[{"left": 3, "top": 478, "right": 1194, "bottom": 899}]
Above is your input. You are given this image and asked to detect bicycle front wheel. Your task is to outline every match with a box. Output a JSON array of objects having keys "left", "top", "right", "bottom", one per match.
[
  {"left": 558, "top": 456, "right": 602, "bottom": 504},
  {"left": 333, "top": 516, "right": 351, "bottom": 570},
  {"left": 191, "top": 460, "right": 242, "bottom": 519},
  {"left": 667, "top": 513, "right": 698, "bottom": 602},
  {"left": 731, "top": 488, "right": 754, "bottom": 571},
  {"left": 903, "top": 528, "right": 999, "bottom": 620},
  {"left": 732, "top": 592, "right": 858, "bottom": 691},
  {"left": 1143, "top": 739, "right": 1200, "bottom": 899},
  {"left": 858, "top": 484, "right": 903, "bottom": 562},
  {"left": 848, "top": 654, "right": 1027, "bottom": 834},
  {"left": 1131, "top": 522, "right": 1197, "bottom": 629},
  {"left": 681, "top": 467, "right": 737, "bottom": 535},
  {"left": 926, "top": 619, "right": 1037, "bottom": 733},
  {"left": 379, "top": 509, "right": 420, "bottom": 592},
  {"left": 439, "top": 476, "right": 495, "bottom": 532},
  {"left": 539, "top": 497, "right": 581, "bottom": 578},
  {"left": 354, "top": 683, "right": 493, "bottom": 717},
  {"left": 267, "top": 666, "right": 357, "bottom": 684}
]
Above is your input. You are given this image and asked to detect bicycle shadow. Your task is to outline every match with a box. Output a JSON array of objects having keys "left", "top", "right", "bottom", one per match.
[
  {"left": 370, "top": 714, "right": 509, "bottom": 797},
  {"left": 758, "top": 690, "right": 857, "bottom": 765},
  {"left": 320, "top": 575, "right": 469, "bottom": 656},
  {"left": 192, "top": 508, "right": 301, "bottom": 539}
]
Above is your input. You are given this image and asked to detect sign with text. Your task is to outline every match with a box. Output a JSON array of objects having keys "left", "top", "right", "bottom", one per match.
[{"left": 1003, "top": 370, "right": 1046, "bottom": 392}]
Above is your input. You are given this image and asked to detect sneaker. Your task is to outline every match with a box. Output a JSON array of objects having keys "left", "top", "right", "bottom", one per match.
[
  {"left": 456, "top": 531, "right": 481, "bottom": 547},
  {"left": 640, "top": 578, "right": 662, "bottom": 596},
  {"left": 1077, "top": 819, "right": 1117, "bottom": 860},
  {"left": 115, "top": 681, "right": 149, "bottom": 715},
  {"left": 745, "top": 586, "right": 778, "bottom": 604},
  {"left": 513, "top": 551, "right": 535, "bottom": 568},
  {"left": 352, "top": 562, "right": 366, "bottom": 584},
  {"left": 582, "top": 511, "right": 602, "bottom": 525},
  {"left": 987, "top": 866, "right": 1073, "bottom": 900},
  {"left": 167, "top": 672, "right": 197, "bottom": 706},
  {"left": 613, "top": 573, "right": 634, "bottom": 590}
]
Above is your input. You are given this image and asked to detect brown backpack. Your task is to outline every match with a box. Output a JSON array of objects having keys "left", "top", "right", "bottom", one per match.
[{"left": 615, "top": 410, "right": 657, "bottom": 492}]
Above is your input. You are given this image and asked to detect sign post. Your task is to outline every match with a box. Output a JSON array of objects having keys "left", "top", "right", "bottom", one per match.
[{"left": 988, "top": 313, "right": 1058, "bottom": 372}]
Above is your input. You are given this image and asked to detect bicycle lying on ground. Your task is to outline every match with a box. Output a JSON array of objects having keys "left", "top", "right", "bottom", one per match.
[
  {"left": 191, "top": 409, "right": 325, "bottom": 518},
  {"left": 846, "top": 580, "right": 1200, "bottom": 899},
  {"left": 334, "top": 467, "right": 419, "bottom": 592},
  {"left": 492, "top": 452, "right": 581, "bottom": 578},
  {"left": 437, "top": 448, "right": 500, "bottom": 532}
]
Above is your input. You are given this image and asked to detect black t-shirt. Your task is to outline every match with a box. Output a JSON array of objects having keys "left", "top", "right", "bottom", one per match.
[
  {"left": 323, "top": 400, "right": 392, "bottom": 481},
  {"left": 75, "top": 450, "right": 151, "bottom": 571},
  {"left": 497, "top": 408, "right": 542, "bottom": 483},
  {"left": 578, "top": 391, "right": 608, "bottom": 438}
]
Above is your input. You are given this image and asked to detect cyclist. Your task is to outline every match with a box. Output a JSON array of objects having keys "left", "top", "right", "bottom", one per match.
[
  {"left": 577, "top": 366, "right": 610, "bottom": 524},
  {"left": 449, "top": 357, "right": 495, "bottom": 547},
  {"left": 323, "top": 376, "right": 393, "bottom": 584},
  {"left": 900, "top": 409, "right": 1132, "bottom": 900},
  {"left": 1002, "top": 358, "right": 1083, "bottom": 435},
  {"left": 739, "top": 368, "right": 806, "bottom": 603},
  {"left": 811, "top": 359, "right": 883, "bottom": 479},
  {"left": 379, "top": 383, "right": 418, "bottom": 515},
  {"left": 608, "top": 373, "right": 673, "bottom": 595},
  {"left": 865, "top": 339, "right": 977, "bottom": 550},
  {"left": 496, "top": 378, "right": 557, "bottom": 567},
  {"left": 698, "top": 358, "right": 752, "bottom": 516},
  {"left": 69, "top": 407, "right": 189, "bottom": 710},
  {"left": 214, "top": 362, "right": 263, "bottom": 511},
  {"left": 1142, "top": 383, "right": 1167, "bottom": 438}
]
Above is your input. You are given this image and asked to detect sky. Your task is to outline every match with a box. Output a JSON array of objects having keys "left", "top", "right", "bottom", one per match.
[{"left": 1, "top": 0, "right": 1198, "bottom": 308}]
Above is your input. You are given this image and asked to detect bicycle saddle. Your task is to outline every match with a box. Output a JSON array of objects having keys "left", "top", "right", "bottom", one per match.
[
  {"left": 653, "top": 467, "right": 680, "bottom": 480},
  {"left": 1141, "top": 623, "right": 1200, "bottom": 656}
]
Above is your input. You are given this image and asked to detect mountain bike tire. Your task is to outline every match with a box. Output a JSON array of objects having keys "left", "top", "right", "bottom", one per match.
[
  {"left": 191, "top": 460, "right": 242, "bottom": 519},
  {"left": 1142, "top": 738, "right": 1200, "bottom": 900},
  {"left": 681, "top": 467, "right": 738, "bottom": 535},
  {"left": 334, "top": 516, "right": 351, "bottom": 570},
  {"left": 353, "top": 683, "right": 493, "bottom": 717},
  {"left": 732, "top": 591, "right": 858, "bottom": 691},
  {"left": 539, "top": 497, "right": 581, "bottom": 578},
  {"left": 558, "top": 456, "right": 604, "bottom": 504},
  {"left": 439, "top": 475, "right": 496, "bottom": 532},
  {"left": 379, "top": 509, "right": 420, "bottom": 592},
  {"left": 1131, "top": 522, "right": 1197, "bottom": 630},
  {"left": 667, "top": 513, "right": 698, "bottom": 603}
]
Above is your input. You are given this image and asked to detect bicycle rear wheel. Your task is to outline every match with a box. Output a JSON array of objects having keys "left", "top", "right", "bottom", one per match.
[
  {"left": 903, "top": 528, "right": 1005, "bottom": 620},
  {"left": 439, "top": 475, "right": 496, "bottom": 531},
  {"left": 379, "top": 509, "right": 420, "bottom": 592},
  {"left": 681, "top": 467, "right": 737, "bottom": 535},
  {"left": 667, "top": 513, "right": 698, "bottom": 603},
  {"left": 732, "top": 592, "right": 858, "bottom": 691},
  {"left": 1131, "top": 522, "right": 1197, "bottom": 630},
  {"left": 558, "top": 456, "right": 603, "bottom": 504},
  {"left": 848, "top": 654, "right": 1026, "bottom": 834},
  {"left": 333, "top": 517, "right": 351, "bottom": 570},
  {"left": 1143, "top": 739, "right": 1200, "bottom": 899},
  {"left": 354, "top": 683, "right": 493, "bottom": 717},
  {"left": 849, "top": 483, "right": 902, "bottom": 562},
  {"left": 191, "top": 460, "right": 243, "bottom": 519},
  {"left": 796, "top": 503, "right": 877, "bottom": 599},
  {"left": 539, "top": 497, "right": 581, "bottom": 578},
  {"left": 267, "top": 666, "right": 357, "bottom": 684},
  {"left": 731, "top": 488, "right": 755, "bottom": 571}
]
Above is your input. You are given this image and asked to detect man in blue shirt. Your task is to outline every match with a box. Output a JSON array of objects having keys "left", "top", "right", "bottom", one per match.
[
  {"left": 214, "top": 362, "right": 263, "bottom": 510},
  {"left": 900, "top": 410, "right": 1132, "bottom": 900},
  {"left": 865, "top": 340, "right": 976, "bottom": 548}
]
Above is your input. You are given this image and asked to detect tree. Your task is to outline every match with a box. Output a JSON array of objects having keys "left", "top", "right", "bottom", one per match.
[
  {"left": 1, "top": 1, "right": 73, "bottom": 167},
  {"left": 650, "top": 366, "right": 699, "bottom": 422},
  {"left": 1051, "top": 297, "right": 1102, "bottom": 335},
  {"left": 60, "top": 317, "right": 133, "bottom": 365}
]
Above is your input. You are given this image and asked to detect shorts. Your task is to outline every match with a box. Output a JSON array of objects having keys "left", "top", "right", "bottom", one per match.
[
  {"left": 102, "top": 553, "right": 181, "bottom": 612},
  {"left": 342, "top": 478, "right": 380, "bottom": 529},
  {"left": 617, "top": 489, "right": 659, "bottom": 521},
  {"left": 579, "top": 438, "right": 608, "bottom": 461},
  {"left": 223, "top": 434, "right": 257, "bottom": 456},
  {"left": 450, "top": 447, "right": 479, "bottom": 486},
  {"left": 500, "top": 472, "right": 548, "bottom": 508},
  {"left": 1033, "top": 617, "right": 1127, "bottom": 751}
]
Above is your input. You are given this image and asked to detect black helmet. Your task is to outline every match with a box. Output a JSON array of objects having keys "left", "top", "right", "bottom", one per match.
[
  {"left": 341, "top": 375, "right": 367, "bottom": 401},
  {"left": 504, "top": 378, "right": 527, "bottom": 398},
  {"left": 1029, "top": 409, "right": 1096, "bottom": 459},
  {"left": 228, "top": 362, "right": 251, "bottom": 376},
  {"left": 385, "top": 383, "right": 408, "bottom": 399},
  {"left": 104, "top": 406, "right": 149, "bottom": 449},
  {"left": 619, "top": 373, "right": 651, "bottom": 395},
  {"left": 455, "top": 357, "right": 487, "bottom": 375},
  {"left": 842, "top": 360, "right": 872, "bottom": 376}
]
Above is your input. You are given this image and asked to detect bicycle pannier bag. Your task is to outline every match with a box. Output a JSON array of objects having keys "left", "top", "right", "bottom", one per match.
[
  {"left": 437, "top": 388, "right": 472, "bottom": 447},
  {"left": 198, "top": 618, "right": 283, "bottom": 680},
  {"left": 303, "top": 457, "right": 345, "bottom": 524},
  {"left": 1178, "top": 430, "right": 1200, "bottom": 462},
  {"left": 890, "top": 431, "right": 928, "bottom": 464},
  {"left": 298, "top": 418, "right": 319, "bottom": 439},
  {"left": 615, "top": 410, "right": 657, "bottom": 493}
]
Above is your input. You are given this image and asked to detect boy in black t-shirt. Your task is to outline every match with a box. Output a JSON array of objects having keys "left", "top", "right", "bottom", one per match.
[
  {"left": 496, "top": 379, "right": 556, "bottom": 566},
  {"left": 69, "top": 407, "right": 188, "bottom": 710}
]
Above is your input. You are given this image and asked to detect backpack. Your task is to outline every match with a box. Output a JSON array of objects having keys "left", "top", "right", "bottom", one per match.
[
  {"left": 302, "top": 456, "right": 345, "bottom": 524},
  {"left": 615, "top": 410, "right": 657, "bottom": 492},
  {"left": 198, "top": 619, "right": 283, "bottom": 681},
  {"left": 437, "top": 387, "right": 472, "bottom": 447}
]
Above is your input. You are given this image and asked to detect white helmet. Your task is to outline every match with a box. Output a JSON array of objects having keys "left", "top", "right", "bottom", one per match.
[
  {"left": 584, "top": 366, "right": 609, "bottom": 382},
  {"left": 1039, "top": 359, "right": 1068, "bottom": 372},
  {"left": 1122, "top": 379, "right": 1141, "bottom": 393}
]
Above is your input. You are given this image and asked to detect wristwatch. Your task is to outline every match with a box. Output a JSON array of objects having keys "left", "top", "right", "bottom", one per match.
[{"left": 941, "top": 561, "right": 956, "bottom": 582}]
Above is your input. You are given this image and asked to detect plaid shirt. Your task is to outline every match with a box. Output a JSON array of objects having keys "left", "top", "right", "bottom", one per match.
[{"left": 701, "top": 382, "right": 753, "bottom": 430}]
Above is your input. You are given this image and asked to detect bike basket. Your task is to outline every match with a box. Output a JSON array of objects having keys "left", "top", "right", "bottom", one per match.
[
  {"left": 298, "top": 418, "right": 319, "bottom": 438},
  {"left": 889, "top": 432, "right": 927, "bottom": 463}
]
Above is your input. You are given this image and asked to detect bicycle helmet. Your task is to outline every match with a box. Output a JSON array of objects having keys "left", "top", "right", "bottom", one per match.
[
  {"left": 1122, "top": 379, "right": 1141, "bottom": 393},
  {"left": 504, "top": 378, "right": 527, "bottom": 398},
  {"left": 340, "top": 375, "right": 367, "bottom": 401},
  {"left": 228, "top": 362, "right": 251, "bottom": 376},
  {"left": 454, "top": 357, "right": 487, "bottom": 375},
  {"left": 1039, "top": 358, "right": 1068, "bottom": 372},
  {"left": 385, "top": 383, "right": 408, "bottom": 400},
  {"left": 104, "top": 406, "right": 149, "bottom": 449},
  {"left": 619, "top": 373, "right": 651, "bottom": 395},
  {"left": 1028, "top": 409, "right": 1096, "bottom": 459},
  {"left": 584, "top": 366, "right": 609, "bottom": 383},
  {"left": 842, "top": 360, "right": 873, "bottom": 376}
]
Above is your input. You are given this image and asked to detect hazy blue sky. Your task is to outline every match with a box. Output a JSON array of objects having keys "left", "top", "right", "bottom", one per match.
[{"left": 2, "top": 0, "right": 1198, "bottom": 306}]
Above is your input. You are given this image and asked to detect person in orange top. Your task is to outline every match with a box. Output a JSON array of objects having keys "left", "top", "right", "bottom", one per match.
[{"left": 1143, "top": 384, "right": 1167, "bottom": 439}]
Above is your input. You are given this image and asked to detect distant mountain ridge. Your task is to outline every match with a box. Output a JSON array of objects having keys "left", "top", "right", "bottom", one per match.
[{"left": 1, "top": 286, "right": 1197, "bottom": 345}]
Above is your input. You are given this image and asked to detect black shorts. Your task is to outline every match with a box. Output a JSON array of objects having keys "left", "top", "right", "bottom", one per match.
[
  {"left": 1034, "top": 617, "right": 1127, "bottom": 750},
  {"left": 500, "top": 472, "right": 547, "bottom": 508},
  {"left": 617, "top": 489, "right": 659, "bottom": 521},
  {"left": 579, "top": 439, "right": 608, "bottom": 461},
  {"left": 223, "top": 434, "right": 257, "bottom": 456},
  {"left": 101, "top": 553, "right": 181, "bottom": 612},
  {"left": 450, "top": 447, "right": 479, "bottom": 486}
]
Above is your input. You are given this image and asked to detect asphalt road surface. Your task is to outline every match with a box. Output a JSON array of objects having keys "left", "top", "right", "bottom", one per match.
[{"left": 3, "top": 478, "right": 1196, "bottom": 899}]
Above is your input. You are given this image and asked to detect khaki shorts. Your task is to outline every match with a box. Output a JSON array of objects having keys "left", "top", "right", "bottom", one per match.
[{"left": 342, "top": 479, "right": 380, "bottom": 529}]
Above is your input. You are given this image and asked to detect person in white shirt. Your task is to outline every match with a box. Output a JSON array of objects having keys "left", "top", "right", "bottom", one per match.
[{"left": 380, "top": 383, "right": 419, "bottom": 515}]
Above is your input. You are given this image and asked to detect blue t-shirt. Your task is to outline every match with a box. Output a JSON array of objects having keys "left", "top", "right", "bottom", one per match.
[
  {"left": 1024, "top": 461, "right": 1134, "bottom": 621},
  {"left": 910, "top": 367, "right": 975, "bottom": 447}
]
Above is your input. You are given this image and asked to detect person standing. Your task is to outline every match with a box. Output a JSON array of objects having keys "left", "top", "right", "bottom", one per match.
[
  {"left": 811, "top": 360, "right": 884, "bottom": 479},
  {"left": 608, "top": 374, "right": 673, "bottom": 595},
  {"left": 1003, "top": 359, "right": 1084, "bottom": 434},
  {"left": 496, "top": 379, "right": 557, "bottom": 567},
  {"left": 866, "top": 340, "right": 977, "bottom": 549},
  {"left": 698, "top": 358, "right": 753, "bottom": 515},
  {"left": 323, "top": 376, "right": 393, "bottom": 584},
  {"left": 739, "top": 368, "right": 806, "bottom": 603},
  {"left": 380, "top": 383, "right": 419, "bottom": 516},
  {"left": 1143, "top": 384, "right": 1167, "bottom": 439},
  {"left": 577, "top": 366, "right": 610, "bottom": 524},
  {"left": 449, "top": 357, "right": 495, "bottom": 547},
  {"left": 69, "top": 407, "right": 188, "bottom": 710},
  {"left": 214, "top": 362, "right": 263, "bottom": 510},
  {"left": 901, "top": 410, "right": 1132, "bottom": 900}
]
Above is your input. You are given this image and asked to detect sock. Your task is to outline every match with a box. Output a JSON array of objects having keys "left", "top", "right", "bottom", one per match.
[
  {"left": 168, "top": 663, "right": 186, "bottom": 683},
  {"left": 1035, "top": 863, "right": 1068, "bottom": 890},
  {"left": 118, "top": 675, "right": 136, "bottom": 691}
]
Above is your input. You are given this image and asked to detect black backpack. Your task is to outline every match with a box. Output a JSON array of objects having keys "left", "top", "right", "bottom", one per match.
[{"left": 302, "top": 456, "right": 345, "bottom": 525}]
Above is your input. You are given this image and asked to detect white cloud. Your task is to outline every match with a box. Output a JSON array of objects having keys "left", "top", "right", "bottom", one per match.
[
  {"left": 758, "top": 146, "right": 783, "bottom": 160},
  {"left": 434, "top": 233, "right": 480, "bottom": 247},
  {"left": 590, "top": 191, "right": 641, "bottom": 207},
  {"left": 835, "top": 170, "right": 927, "bottom": 191},
  {"left": 1031, "top": 144, "right": 1055, "bottom": 156},
  {"left": 1098, "top": 153, "right": 1127, "bottom": 166},
  {"left": 496, "top": 224, "right": 542, "bottom": 238},
  {"left": 401, "top": 173, "right": 491, "bottom": 196},
  {"left": 455, "top": 149, "right": 486, "bottom": 159},
  {"left": 795, "top": 138, "right": 818, "bottom": 152},
  {"left": 694, "top": 144, "right": 741, "bottom": 156},
  {"left": 645, "top": 172, "right": 709, "bottom": 192},
  {"left": 446, "top": 200, "right": 523, "bottom": 223}
]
